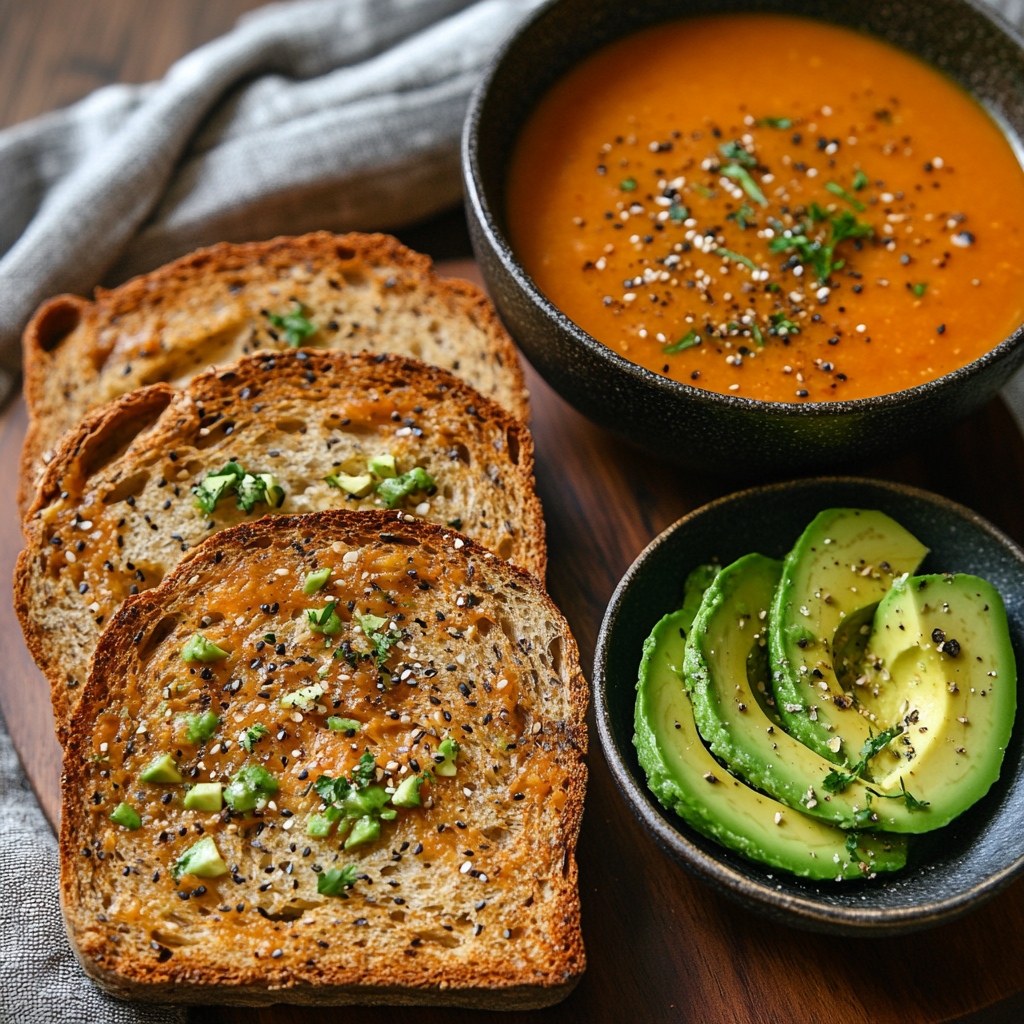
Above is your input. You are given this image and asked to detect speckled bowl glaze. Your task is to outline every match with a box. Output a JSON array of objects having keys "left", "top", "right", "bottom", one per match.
[
  {"left": 463, "top": 0, "right": 1024, "bottom": 473},
  {"left": 593, "top": 478, "right": 1024, "bottom": 935}
]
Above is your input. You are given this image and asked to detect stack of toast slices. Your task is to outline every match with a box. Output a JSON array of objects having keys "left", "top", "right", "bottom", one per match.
[{"left": 14, "top": 233, "right": 587, "bottom": 1008}]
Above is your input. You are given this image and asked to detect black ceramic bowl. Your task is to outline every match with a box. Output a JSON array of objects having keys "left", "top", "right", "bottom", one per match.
[
  {"left": 463, "top": 0, "right": 1024, "bottom": 474},
  {"left": 593, "top": 478, "right": 1024, "bottom": 935}
]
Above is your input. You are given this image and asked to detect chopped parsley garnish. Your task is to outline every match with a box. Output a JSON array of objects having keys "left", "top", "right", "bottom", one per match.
[
  {"left": 852, "top": 169, "right": 869, "bottom": 191},
  {"left": 669, "top": 202, "right": 688, "bottom": 222},
  {"left": 620, "top": 177, "right": 637, "bottom": 191},
  {"left": 240, "top": 723, "right": 269, "bottom": 753},
  {"left": 769, "top": 210, "right": 873, "bottom": 284},
  {"left": 223, "top": 763, "right": 278, "bottom": 810},
  {"left": 376, "top": 467, "right": 436, "bottom": 509},
  {"left": 692, "top": 183, "right": 714, "bottom": 199},
  {"left": 913, "top": 282, "right": 928, "bottom": 297},
  {"left": 181, "top": 632, "right": 229, "bottom": 663},
  {"left": 825, "top": 180, "right": 866, "bottom": 212},
  {"left": 727, "top": 203, "right": 756, "bottom": 229},
  {"left": 192, "top": 462, "right": 285, "bottom": 515},
  {"left": 721, "top": 163, "right": 767, "bottom": 207},
  {"left": 756, "top": 116, "right": 792, "bottom": 129},
  {"left": 307, "top": 601, "right": 341, "bottom": 635},
  {"left": 750, "top": 322, "right": 765, "bottom": 346},
  {"left": 663, "top": 328, "right": 700, "bottom": 354},
  {"left": 356, "top": 612, "right": 402, "bottom": 666},
  {"left": 267, "top": 303, "right": 317, "bottom": 347},
  {"left": 822, "top": 724, "right": 903, "bottom": 793},
  {"left": 768, "top": 312, "right": 801, "bottom": 337},
  {"left": 352, "top": 749, "right": 378, "bottom": 788},
  {"left": 317, "top": 864, "right": 359, "bottom": 897},
  {"left": 718, "top": 140, "right": 757, "bottom": 169},
  {"left": 715, "top": 247, "right": 758, "bottom": 272}
]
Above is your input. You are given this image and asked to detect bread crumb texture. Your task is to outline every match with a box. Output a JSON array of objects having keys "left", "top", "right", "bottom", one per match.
[
  {"left": 16, "top": 351, "right": 545, "bottom": 739},
  {"left": 60, "top": 511, "right": 586, "bottom": 1007},
  {"left": 20, "top": 232, "right": 528, "bottom": 514}
]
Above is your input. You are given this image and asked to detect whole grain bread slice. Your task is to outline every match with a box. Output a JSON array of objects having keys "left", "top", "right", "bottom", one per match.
[
  {"left": 20, "top": 231, "right": 527, "bottom": 515},
  {"left": 16, "top": 350, "right": 545, "bottom": 740},
  {"left": 60, "top": 510, "right": 586, "bottom": 1008}
]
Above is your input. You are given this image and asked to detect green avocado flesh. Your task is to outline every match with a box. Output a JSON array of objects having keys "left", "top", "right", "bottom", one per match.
[
  {"left": 634, "top": 606, "right": 908, "bottom": 880},
  {"left": 853, "top": 573, "right": 1017, "bottom": 830},
  {"left": 770, "top": 509, "right": 929, "bottom": 763},
  {"left": 684, "top": 553, "right": 921, "bottom": 832}
]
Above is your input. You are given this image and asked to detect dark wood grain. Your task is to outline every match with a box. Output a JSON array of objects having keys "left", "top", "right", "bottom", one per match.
[{"left": 6, "top": 3, "right": 1024, "bottom": 1022}]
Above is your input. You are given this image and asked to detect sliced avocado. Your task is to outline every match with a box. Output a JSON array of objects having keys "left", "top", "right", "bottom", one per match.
[
  {"left": 140, "top": 752, "right": 183, "bottom": 783},
  {"left": 368, "top": 453, "right": 397, "bottom": 478},
  {"left": 434, "top": 737, "right": 459, "bottom": 776},
  {"left": 855, "top": 573, "right": 1016, "bottom": 830},
  {"left": 181, "top": 632, "right": 229, "bottom": 663},
  {"left": 306, "top": 813, "right": 334, "bottom": 837},
  {"left": 223, "top": 763, "right": 278, "bottom": 811},
  {"left": 770, "top": 509, "right": 929, "bottom": 763},
  {"left": 325, "top": 471, "right": 375, "bottom": 497},
  {"left": 183, "top": 783, "right": 223, "bottom": 812},
  {"left": 635, "top": 607, "right": 907, "bottom": 878},
  {"left": 685, "top": 553, "right": 919, "bottom": 832},
  {"left": 303, "top": 567, "right": 332, "bottom": 594},
  {"left": 173, "top": 836, "right": 228, "bottom": 881}
]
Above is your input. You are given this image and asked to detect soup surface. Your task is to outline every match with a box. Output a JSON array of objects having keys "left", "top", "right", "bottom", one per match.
[{"left": 507, "top": 14, "right": 1024, "bottom": 402}]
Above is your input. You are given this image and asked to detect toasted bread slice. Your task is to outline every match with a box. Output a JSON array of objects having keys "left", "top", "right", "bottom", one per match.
[
  {"left": 60, "top": 511, "right": 586, "bottom": 1007},
  {"left": 20, "top": 232, "right": 527, "bottom": 515},
  {"left": 16, "top": 351, "right": 545, "bottom": 740}
]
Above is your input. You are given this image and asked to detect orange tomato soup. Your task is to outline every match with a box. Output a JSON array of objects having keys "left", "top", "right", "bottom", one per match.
[{"left": 507, "top": 14, "right": 1024, "bottom": 402}]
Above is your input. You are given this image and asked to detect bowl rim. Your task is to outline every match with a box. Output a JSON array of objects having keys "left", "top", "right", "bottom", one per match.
[
  {"left": 592, "top": 476, "right": 1024, "bottom": 934},
  {"left": 462, "top": 0, "right": 1024, "bottom": 419}
]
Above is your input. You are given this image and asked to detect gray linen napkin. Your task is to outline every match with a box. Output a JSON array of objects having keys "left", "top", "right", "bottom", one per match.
[
  {"left": 0, "top": 0, "right": 543, "bottom": 405},
  {"left": 0, "top": 708, "right": 184, "bottom": 1024}
]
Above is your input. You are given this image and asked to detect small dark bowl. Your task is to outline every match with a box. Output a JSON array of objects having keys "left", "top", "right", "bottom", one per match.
[
  {"left": 593, "top": 478, "right": 1024, "bottom": 935},
  {"left": 463, "top": 0, "right": 1024, "bottom": 474}
]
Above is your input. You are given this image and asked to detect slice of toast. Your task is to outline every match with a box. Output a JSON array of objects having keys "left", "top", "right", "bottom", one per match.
[
  {"left": 16, "top": 351, "right": 545, "bottom": 740},
  {"left": 20, "top": 232, "right": 528, "bottom": 515},
  {"left": 60, "top": 511, "right": 586, "bottom": 1007}
]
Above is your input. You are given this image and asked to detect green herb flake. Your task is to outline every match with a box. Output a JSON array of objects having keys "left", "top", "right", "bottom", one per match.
[
  {"left": 718, "top": 140, "right": 757, "bottom": 169},
  {"left": 692, "top": 183, "right": 714, "bottom": 199},
  {"left": 192, "top": 462, "right": 284, "bottom": 515},
  {"left": 223, "top": 763, "right": 278, "bottom": 811},
  {"left": 721, "top": 163, "right": 767, "bottom": 207},
  {"left": 669, "top": 203, "right": 688, "bottom": 222},
  {"left": 182, "top": 710, "right": 220, "bottom": 745},
  {"left": 750, "top": 322, "right": 765, "bottom": 347},
  {"left": 756, "top": 116, "right": 792, "bottom": 129},
  {"left": 663, "top": 328, "right": 700, "bottom": 354},
  {"left": 307, "top": 601, "right": 341, "bottom": 635},
  {"left": 913, "top": 282, "right": 928, "bottom": 297},
  {"left": 825, "top": 181, "right": 866, "bottom": 211},
  {"left": 240, "top": 723, "right": 270, "bottom": 754},
  {"left": 715, "top": 247, "right": 758, "bottom": 272},
  {"left": 267, "top": 303, "right": 317, "bottom": 347},
  {"left": 317, "top": 864, "right": 359, "bottom": 896},
  {"left": 852, "top": 169, "right": 869, "bottom": 191},
  {"left": 620, "top": 177, "right": 637, "bottom": 192}
]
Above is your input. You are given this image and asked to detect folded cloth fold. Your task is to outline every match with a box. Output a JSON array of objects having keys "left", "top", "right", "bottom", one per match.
[{"left": 0, "top": 0, "right": 543, "bottom": 405}]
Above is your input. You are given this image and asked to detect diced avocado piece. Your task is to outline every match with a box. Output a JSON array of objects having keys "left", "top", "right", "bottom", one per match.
[
  {"left": 173, "top": 836, "right": 228, "bottom": 881},
  {"left": 303, "top": 567, "right": 332, "bottom": 594},
  {"left": 434, "top": 737, "right": 459, "bottom": 776},
  {"left": 192, "top": 470, "right": 239, "bottom": 514},
  {"left": 280, "top": 683, "right": 324, "bottom": 708},
  {"left": 685, "top": 553, "right": 918, "bottom": 831},
  {"left": 327, "top": 717, "right": 360, "bottom": 734},
  {"left": 256, "top": 473, "right": 286, "bottom": 509},
  {"left": 376, "top": 467, "right": 436, "bottom": 509},
  {"left": 634, "top": 606, "right": 907, "bottom": 879},
  {"left": 325, "top": 472, "right": 375, "bottom": 498},
  {"left": 182, "top": 710, "right": 220, "bottom": 745},
  {"left": 368, "top": 453, "right": 397, "bottom": 478},
  {"left": 183, "top": 783, "right": 223, "bottom": 812},
  {"left": 856, "top": 573, "right": 1016, "bottom": 830},
  {"left": 306, "top": 813, "right": 334, "bottom": 837},
  {"left": 223, "top": 764, "right": 279, "bottom": 811},
  {"left": 110, "top": 802, "right": 141, "bottom": 829},
  {"left": 770, "top": 509, "right": 929, "bottom": 762},
  {"left": 344, "top": 815, "right": 381, "bottom": 849},
  {"left": 307, "top": 602, "right": 341, "bottom": 635},
  {"left": 140, "top": 752, "right": 183, "bottom": 783},
  {"left": 342, "top": 785, "right": 390, "bottom": 818},
  {"left": 181, "top": 633, "right": 230, "bottom": 663},
  {"left": 391, "top": 773, "right": 425, "bottom": 808}
]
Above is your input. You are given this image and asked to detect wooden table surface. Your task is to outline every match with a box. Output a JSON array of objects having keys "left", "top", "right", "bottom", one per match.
[{"left": 5, "top": 4, "right": 1024, "bottom": 1023}]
